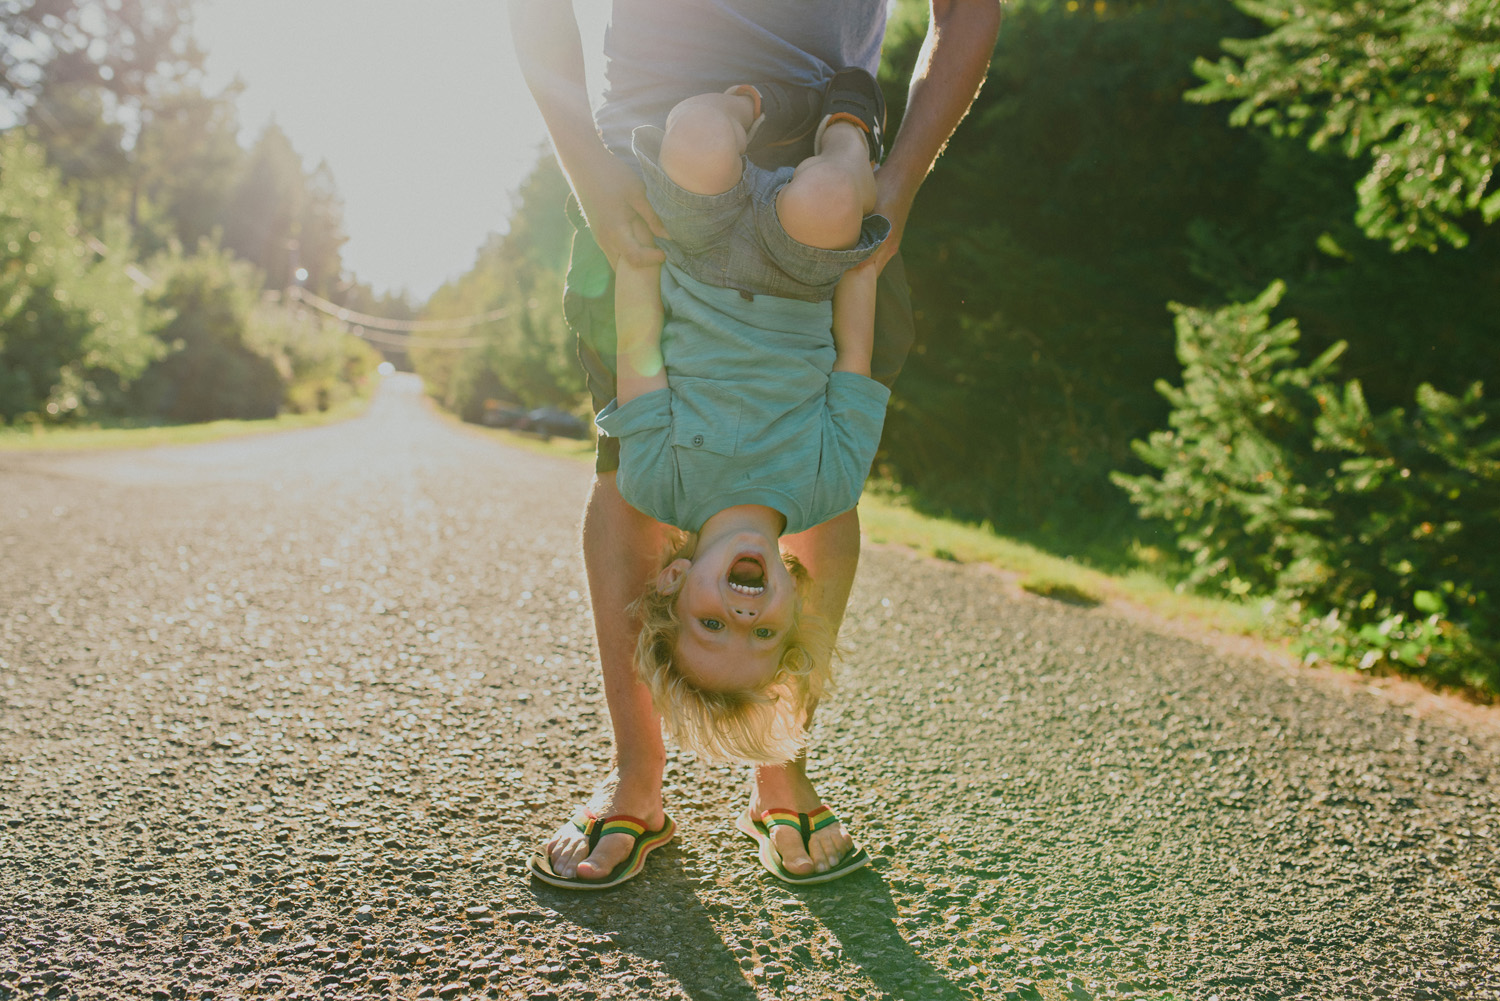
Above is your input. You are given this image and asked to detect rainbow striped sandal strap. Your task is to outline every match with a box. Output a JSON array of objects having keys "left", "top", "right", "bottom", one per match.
[
  {"left": 571, "top": 811, "right": 652, "bottom": 853},
  {"left": 761, "top": 805, "right": 838, "bottom": 850}
]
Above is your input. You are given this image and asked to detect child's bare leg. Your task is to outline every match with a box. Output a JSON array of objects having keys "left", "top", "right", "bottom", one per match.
[
  {"left": 775, "top": 121, "right": 877, "bottom": 251},
  {"left": 659, "top": 92, "right": 756, "bottom": 195},
  {"left": 750, "top": 507, "right": 862, "bottom": 874}
]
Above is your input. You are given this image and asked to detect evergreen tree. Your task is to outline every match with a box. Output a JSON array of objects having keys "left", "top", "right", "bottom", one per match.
[
  {"left": 132, "top": 84, "right": 246, "bottom": 256},
  {"left": 1116, "top": 283, "right": 1499, "bottom": 692},
  {"left": 1190, "top": 0, "right": 1500, "bottom": 252}
]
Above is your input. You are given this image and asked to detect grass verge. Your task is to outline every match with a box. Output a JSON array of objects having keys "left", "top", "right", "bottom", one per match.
[
  {"left": 0, "top": 395, "right": 373, "bottom": 453},
  {"left": 858, "top": 490, "right": 1288, "bottom": 645}
]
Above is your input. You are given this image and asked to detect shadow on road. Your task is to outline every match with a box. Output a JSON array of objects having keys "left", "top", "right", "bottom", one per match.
[
  {"left": 533, "top": 846, "right": 759, "bottom": 1001},
  {"left": 533, "top": 845, "right": 980, "bottom": 1001},
  {"left": 802, "top": 869, "right": 977, "bottom": 1001}
]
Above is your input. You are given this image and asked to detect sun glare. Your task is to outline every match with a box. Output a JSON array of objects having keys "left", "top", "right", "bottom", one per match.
[{"left": 192, "top": 0, "right": 610, "bottom": 299}]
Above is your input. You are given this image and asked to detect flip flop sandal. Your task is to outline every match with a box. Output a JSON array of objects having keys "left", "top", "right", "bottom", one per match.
[
  {"left": 735, "top": 804, "right": 871, "bottom": 885},
  {"left": 529, "top": 810, "right": 675, "bottom": 891}
]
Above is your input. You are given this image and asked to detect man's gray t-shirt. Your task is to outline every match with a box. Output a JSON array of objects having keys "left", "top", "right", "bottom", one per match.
[{"left": 596, "top": 0, "right": 887, "bottom": 158}]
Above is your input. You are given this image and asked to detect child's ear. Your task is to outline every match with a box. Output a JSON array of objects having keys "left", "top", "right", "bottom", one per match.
[{"left": 656, "top": 558, "right": 691, "bottom": 595}]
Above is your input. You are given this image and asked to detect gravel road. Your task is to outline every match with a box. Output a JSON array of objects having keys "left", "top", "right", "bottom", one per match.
[{"left": 2, "top": 373, "right": 1497, "bottom": 1001}]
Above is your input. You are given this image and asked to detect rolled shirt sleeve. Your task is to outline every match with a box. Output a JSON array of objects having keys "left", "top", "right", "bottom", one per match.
[
  {"left": 595, "top": 387, "right": 679, "bottom": 525},
  {"left": 595, "top": 387, "right": 672, "bottom": 438},
  {"left": 813, "top": 371, "right": 891, "bottom": 518}
]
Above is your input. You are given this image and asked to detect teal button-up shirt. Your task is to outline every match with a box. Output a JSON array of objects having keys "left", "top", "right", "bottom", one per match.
[{"left": 596, "top": 265, "right": 890, "bottom": 535}]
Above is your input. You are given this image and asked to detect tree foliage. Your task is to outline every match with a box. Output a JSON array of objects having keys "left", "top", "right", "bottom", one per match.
[
  {"left": 0, "top": 0, "right": 198, "bottom": 110},
  {"left": 129, "top": 242, "right": 282, "bottom": 422},
  {"left": 222, "top": 123, "right": 348, "bottom": 297},
  {"left": 1115, "top": 283, "right": 1499, "bottom": 693},
  {"left": 1190, "top": 0, "right": 1500, "bottom": 251},
  {"left": 414, "top": 156, "right": 580, "bottom": 420},
  {"left": 0, "top": 131, "right": 161, "bottom": 422}
]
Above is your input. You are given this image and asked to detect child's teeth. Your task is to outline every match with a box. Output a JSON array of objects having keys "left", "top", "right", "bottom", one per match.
[{"left": 729, "top": 582, "right": 764, "bottom": 595}]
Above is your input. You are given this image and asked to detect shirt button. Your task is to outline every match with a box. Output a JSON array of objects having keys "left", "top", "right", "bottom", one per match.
[{"left": 692, "top": 434, "right": 704, "bottom": 447}]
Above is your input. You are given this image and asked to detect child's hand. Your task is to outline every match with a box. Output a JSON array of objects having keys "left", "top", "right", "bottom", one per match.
[{"left": 832, "top": 263, "right": 877, "bottom": 376}]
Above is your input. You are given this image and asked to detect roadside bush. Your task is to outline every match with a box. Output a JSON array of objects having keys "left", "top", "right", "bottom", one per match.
[
  {"left": 132, "top": 243, "right": 283, "bottom": 421},
  {"left": 0, "top": 132, "right": 163, "bottom": 423},
  {"left": 1115, "top": 282, "right": 1499, "bottom": 694},
  {"left": 248, "top": 300, "right": 381, "bottom": 413}
]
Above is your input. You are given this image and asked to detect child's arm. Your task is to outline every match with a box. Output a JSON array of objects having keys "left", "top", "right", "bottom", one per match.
[
  {"left": 615, "top": 258, "right": 667, "bottom": 404},
  {"left": 831, "top": 263, "right": 878, "bottom": 377}
]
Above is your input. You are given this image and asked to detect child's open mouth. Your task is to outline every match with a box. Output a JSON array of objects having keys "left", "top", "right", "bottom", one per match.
[{"left": 727, "top": 556, "right": 766, "bottom": 596}]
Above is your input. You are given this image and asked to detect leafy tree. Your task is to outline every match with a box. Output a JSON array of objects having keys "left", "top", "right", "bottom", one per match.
[
  {"left": 1189, "top": 0, "right": 1500, "bottom": 252},
  {"left": 416, "top": 155, "right": 580, "bottom": 419},
  {"left": 876, "top": 0, "right": 1267, "bottom": 550},
  {"left": 0, "top": 0, "right": 198, "bottom": 111},
  {"left": 131, "top": 242, "right": 282, "bottom": 422},
  {"left": 295, "top": 160, "right": 348, "bottom": 296},
  {"left": 132, "top": 83, "right": 246, "bottom": 256},
  {"left": 0, "top": 131, "right": 161, "bottom": 423},
  {"left": 24, "top": 74, "right": 130, "bottom": 228}
]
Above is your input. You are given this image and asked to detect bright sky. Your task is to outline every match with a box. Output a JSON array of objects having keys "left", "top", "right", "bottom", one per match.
[{"left": 193, "top": 0, "right": 611, "bottom": 302}]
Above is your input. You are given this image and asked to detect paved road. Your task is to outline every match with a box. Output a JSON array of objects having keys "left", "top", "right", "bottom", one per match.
[{"left": 1, "top": 374, "right": 1497, "bottom": 1001}]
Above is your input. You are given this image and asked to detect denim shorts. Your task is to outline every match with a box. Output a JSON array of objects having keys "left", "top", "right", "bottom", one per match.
[
  {"left": 633, "top": 124, "right": 890, "bottom": 304},
  {"left": 562, "top": 172, "right": 915, "bottom": 474}
]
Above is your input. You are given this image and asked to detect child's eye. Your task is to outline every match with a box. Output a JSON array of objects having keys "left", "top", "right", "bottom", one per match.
[
  {"left": 754, "top": 627, "right": 775, "bottom": 639},
  {"left": 700, "top": 618, "right": 725, "bottom": 631}
]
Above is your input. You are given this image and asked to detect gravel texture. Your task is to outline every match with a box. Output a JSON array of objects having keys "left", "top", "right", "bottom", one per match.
[{"left": 1, "top": 373, "right": 1497, "bottom": 1001}]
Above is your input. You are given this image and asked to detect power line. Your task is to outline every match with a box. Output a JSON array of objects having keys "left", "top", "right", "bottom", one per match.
[{"left": 286, "top": 286, "right": 510, "bottom": 332}]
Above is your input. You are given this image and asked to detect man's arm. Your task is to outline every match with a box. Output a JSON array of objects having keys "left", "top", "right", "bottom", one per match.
[
  {"left": 507, "top": 0, "right": 666, "bottom": 269},
  {"left": 871, "top": 0, "right": 1002, "bottom": 273},
  {"left": 614, "top": 259, "right": 666, "bottom": 404}
]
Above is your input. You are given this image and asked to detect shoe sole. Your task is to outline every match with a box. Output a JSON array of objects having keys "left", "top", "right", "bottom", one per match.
[{"left": 528, "top": 819, "right": 676, "bottom": 891}]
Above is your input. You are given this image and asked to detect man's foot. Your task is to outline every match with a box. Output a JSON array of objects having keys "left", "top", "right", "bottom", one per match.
[
  {"left": 747, "top": 760, "right": 862, "bottom": 878},
  {"left": 540, "top": 769, "right": 667, "bottom": 882}
]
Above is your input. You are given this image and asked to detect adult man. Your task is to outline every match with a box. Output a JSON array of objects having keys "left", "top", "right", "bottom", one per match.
[{"left": 509, "top": 0, "right": 1000, "bottom": 885}]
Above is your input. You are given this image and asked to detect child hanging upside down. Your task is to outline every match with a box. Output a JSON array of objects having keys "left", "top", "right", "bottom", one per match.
[{"left": 600, "top": 67, "right": 890, "bottom": 770}]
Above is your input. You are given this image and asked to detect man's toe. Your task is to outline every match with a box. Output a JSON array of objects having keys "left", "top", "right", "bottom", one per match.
[
  {"left": 809, "top": 826, "right": 851, "bottom": 873},
  {"left": 549, "top": 838, "right": 588, "bottom": 878},
  {"left": 576, "top": 832, "right": 632, "bottom": 880}
]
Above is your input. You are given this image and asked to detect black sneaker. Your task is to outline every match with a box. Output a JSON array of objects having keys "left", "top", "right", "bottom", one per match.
[
  {"left": 816, "top": 66, "right": 886, "bottom": 163},
  {"left": 726, "top": 81, "right": 823, "bottom": 154}
]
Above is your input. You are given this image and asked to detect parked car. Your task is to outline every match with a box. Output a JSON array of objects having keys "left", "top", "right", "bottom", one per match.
[
  {"left": 480, "top": 400, "right": 528, "bottom": 428},
  {"left": 516, "top": 407, "right": 590, "bottom": 440}
]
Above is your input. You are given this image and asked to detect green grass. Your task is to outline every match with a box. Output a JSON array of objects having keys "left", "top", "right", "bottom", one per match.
[
  {"left": 0, "top": 395, "right": 373, "bottom": 453},
  {"left": 859, "top": 490, "right": 1287, "bottom": 644}
]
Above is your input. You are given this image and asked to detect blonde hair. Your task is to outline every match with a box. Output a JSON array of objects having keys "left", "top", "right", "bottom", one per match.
[{"left": 630, "top": 547, "right": 834, "bottom": 764}]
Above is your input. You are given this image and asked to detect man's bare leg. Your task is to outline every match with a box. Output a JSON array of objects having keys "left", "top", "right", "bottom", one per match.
[
  {"left": 544, "top": 472, "right": 672, "bottom": 879},
  {"left": 749, "top": 507, "right": 861, "bottom": 875}
]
